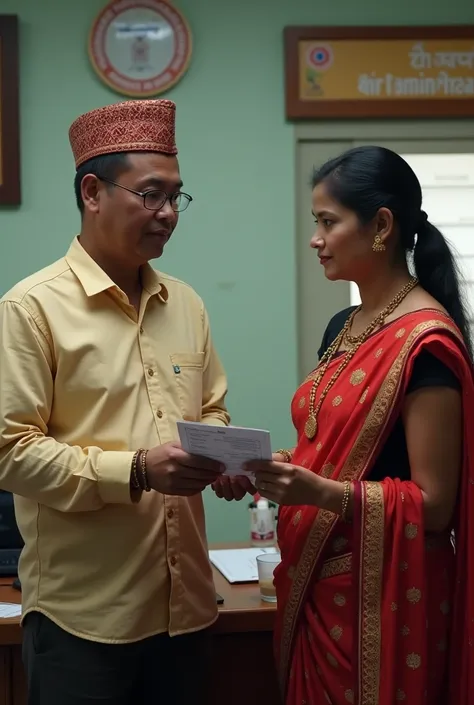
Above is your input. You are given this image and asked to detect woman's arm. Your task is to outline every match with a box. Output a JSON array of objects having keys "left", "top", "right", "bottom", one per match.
[
  {"left": 249, "top": 385, "right": 462, "bottom": 532},
  {"left": 401, "top": 385, "right": 462, "bottom": 532},
  {"left": 304, "top": 386, "right": 462, "bottom": 531}
]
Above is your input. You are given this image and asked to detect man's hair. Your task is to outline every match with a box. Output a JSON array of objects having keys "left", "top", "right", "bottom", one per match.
[{"left": 74, "top": 152, "right": 130, "bottom": 214}]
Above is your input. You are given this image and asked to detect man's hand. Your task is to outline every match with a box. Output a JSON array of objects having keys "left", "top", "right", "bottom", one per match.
[
  {"left": 211, "top": 475, "right": 256, "bottom": 502},
  {"left": 145, "top": 442, "right": 224, "bottom": 496}
]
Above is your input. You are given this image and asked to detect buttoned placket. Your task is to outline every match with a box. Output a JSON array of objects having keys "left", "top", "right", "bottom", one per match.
[{"left": 137, "top": 295, "right": 181, "bottom": 605}]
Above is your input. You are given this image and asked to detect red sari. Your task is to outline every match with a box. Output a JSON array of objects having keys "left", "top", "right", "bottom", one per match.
[{"left": 274, "top": 310, "right": 474, "bottom": 705}]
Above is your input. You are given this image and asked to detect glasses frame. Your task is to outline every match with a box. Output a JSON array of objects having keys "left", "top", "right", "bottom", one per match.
[{"left": 97, "top": 176, "right": 193, "bottom": 212}]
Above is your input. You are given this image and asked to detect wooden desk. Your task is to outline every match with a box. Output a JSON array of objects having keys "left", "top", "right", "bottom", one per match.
[
  {"left": 0, "top": 562, "right": 281, "bottom": 705},
  {"left": 210, "top": 562, "right": 281, "bottom": 705},
  {"left": 0, "top": 582, "right": 24, "bottom": 705}
]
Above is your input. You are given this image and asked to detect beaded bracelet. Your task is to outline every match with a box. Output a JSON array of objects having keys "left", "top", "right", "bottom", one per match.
[
  {"left": 139, "top": 449, "right": 151, "bottom": 492},
  {"left": 130, "top": 450, "right": 141, "bottom": 490}
]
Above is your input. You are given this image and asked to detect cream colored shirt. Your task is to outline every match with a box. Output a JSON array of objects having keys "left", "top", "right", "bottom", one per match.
[{"left": 0, "top": 237, "right": 230, "bottom": 643}]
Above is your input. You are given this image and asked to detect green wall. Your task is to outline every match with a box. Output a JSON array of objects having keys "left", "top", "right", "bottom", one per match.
[{"left": 1, "top": 0, "right": 472, "bottom": 541}]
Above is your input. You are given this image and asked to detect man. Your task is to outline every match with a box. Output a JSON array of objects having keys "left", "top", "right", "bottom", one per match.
[{"left": 0, "top": 99, "right": 247, "bottom": 704}]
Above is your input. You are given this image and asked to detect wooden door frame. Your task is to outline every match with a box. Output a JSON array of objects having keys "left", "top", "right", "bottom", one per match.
[{"left": 293, "top": 120, "right": 474, "bottom": 379}]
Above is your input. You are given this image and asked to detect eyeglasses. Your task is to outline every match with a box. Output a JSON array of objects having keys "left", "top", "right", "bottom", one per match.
[{"left": 97, "top": 177, "right": 193, "bottom": 212}]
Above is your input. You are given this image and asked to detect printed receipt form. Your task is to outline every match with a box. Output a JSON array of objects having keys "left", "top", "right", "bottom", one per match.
[{"left": 177, "top": 421, "right": 272, "bottom": 476}]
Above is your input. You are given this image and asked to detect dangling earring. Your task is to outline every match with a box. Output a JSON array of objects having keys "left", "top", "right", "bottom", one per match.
[{"left": 372, "top": 235, "right": 386, "bottom": 252}]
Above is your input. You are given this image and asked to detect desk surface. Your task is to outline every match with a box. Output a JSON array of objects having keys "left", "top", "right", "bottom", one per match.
[
  {"left": 0, "top": 581, "right": 22, "bottom": 645},
  {"left": 0, "top": 543, "right": 276, "bottom": 644},
  {"left": 212, "top": 558, "right": 276, "bottom": 634}
]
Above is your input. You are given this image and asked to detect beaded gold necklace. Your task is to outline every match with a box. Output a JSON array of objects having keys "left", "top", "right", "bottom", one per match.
[{"left": 304, "top": 277, "right": 418, "bottom": 440}]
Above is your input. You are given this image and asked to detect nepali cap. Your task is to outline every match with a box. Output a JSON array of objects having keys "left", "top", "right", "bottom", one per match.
[{"left": 69, "top": 99, "right": 178, "bottom": 169}]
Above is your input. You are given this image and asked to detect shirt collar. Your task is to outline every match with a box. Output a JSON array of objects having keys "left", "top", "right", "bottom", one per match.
[{"left": 65, "top": 237, "right": 169, "bottom": 303}]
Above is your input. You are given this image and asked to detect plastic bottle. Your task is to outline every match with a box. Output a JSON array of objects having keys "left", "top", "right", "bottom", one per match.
[{"left": 249, "top": 493, "right": 276, "bottom": 547}]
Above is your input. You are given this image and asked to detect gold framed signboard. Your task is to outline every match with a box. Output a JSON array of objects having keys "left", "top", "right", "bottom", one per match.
[
  {"left": 284, "top": 25, "right": 474, "bottom": 120},
  {"left": 0, "top": 15, "right": 20, "bottom": 205},
  {"left": 89, "top": 0, "right": 192, "bottom": 98}
]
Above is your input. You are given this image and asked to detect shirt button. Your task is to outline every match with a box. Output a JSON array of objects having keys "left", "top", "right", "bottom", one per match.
[
  {"left": 140, "top": 326, "right": 144, "bottom": 334},
  {"left": 156, "top": 410, "right": 163, "bottom": 419},
  {"left": 147, "top": 369, "right": 154, "bottom": 377},
  {"left": 167, "top": 508, "right": 174, "bottom": 519},
  {"left": 170, "top": 556, "right": 177, "bottom": 566}
]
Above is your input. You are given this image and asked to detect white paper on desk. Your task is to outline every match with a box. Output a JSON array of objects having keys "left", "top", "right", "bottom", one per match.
[
  {"left": 177, "top": 421, "right": 272, "bottom": 477},
  {"left": 209, "top": 547, "right": 279, "bottom": 584},
  {"left": 0, "top": 602, "right": 21, "bottom": 618}
]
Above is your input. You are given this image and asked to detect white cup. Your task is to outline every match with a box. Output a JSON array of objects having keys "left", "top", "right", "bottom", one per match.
[{"left": 256, "top": 553, "right": 281, "bottom": 603}]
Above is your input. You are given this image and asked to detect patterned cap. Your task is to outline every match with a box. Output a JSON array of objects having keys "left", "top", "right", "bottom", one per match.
[{"left": 69, "top": 99, "right": 178, "bottom": 169}]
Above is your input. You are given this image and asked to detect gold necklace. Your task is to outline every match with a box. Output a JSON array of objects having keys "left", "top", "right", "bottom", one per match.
[{"left": 304, "top": 277, "right": 418, "bottom": 440}]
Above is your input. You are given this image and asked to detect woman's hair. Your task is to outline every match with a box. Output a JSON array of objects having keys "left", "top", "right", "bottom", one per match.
[{"left": 312, "top": 145, "right": 472, "bottom": 357}]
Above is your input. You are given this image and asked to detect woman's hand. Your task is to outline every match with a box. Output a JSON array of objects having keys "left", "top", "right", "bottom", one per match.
[
  {"left": 245, "top": 459, "right": 323, "bottom": 506},
  {"left": 211, "top": 453, "right": 285, "bottom": 502},
  {"left": 211, "top": 474, "right": 256, "bottom": 502}
]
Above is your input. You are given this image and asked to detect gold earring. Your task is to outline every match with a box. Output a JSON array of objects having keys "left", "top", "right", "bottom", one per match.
[{"left": 372, "top": 235, "right": 386, "bottom": 252}]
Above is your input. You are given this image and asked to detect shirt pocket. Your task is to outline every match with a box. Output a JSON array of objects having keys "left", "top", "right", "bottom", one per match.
[{"left": 170, "top": 352, "right": 205, "bottom": 421}]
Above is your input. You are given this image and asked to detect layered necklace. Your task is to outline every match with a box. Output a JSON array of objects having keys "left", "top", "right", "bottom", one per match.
[{"left": 304, "top": 277, "right": 418, "bottom": 440}]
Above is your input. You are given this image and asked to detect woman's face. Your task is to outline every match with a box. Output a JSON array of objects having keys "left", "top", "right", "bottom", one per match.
[{"left": 310, "top": 181, "right": 379, "bottom": 284}]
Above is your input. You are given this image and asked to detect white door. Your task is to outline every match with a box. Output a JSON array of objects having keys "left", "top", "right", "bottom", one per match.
[{"left": 296, "top": 131, "right": 474, "bottom": 380}]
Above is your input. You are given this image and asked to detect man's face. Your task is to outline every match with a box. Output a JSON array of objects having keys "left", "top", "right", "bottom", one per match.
[{"left": 83, "top": 152, "right": 182, "bottom": 266}]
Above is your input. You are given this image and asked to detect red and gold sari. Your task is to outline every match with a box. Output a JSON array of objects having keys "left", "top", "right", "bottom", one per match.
[{"left": 274, "top": 310, "right": 474, "bottom": 705}]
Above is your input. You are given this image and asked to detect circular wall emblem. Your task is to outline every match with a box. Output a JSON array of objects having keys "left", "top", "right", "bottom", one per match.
[
  {"left": 306, "top": 44, "right": 333, "bottom": 71},
  {"left": 88, "top": 0, "right": 192, "bottom": 98}
]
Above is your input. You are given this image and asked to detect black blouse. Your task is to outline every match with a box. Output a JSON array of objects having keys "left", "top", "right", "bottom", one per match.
[{"left": 317, "top": 307, "right": 460, "bottom": 481}]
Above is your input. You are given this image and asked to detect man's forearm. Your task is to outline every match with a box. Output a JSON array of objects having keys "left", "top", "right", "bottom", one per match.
[{"left": 0, "top": 433, "right": 135, "bottom": 512}]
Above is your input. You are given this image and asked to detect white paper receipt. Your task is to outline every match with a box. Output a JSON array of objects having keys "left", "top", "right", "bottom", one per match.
[
  {"left": 0, "top": 602, "right": 21, "bottom": 618},
  {"left": 177, "top": 421, "right": 272, "bottom": 477}
]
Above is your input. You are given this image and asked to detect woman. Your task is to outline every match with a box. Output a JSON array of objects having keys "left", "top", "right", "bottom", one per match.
[{"left": 245, "top": 146, "right": 474, "bottom": 705}]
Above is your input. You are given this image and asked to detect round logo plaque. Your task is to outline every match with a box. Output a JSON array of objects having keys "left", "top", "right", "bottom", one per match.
[
  {"left": 306, "top": 44, "right": 334, "bottom": 71},
  {"left": 89, "top": 0, "right": 192, "bottom": 98}
]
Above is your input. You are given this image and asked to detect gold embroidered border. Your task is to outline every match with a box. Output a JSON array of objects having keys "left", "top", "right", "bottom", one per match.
[
  {"left": 318, "top": 552, "right": 352, "bottom": 580},
  {"left": 358, "top": 482, "right": 384, "bottom": 705},
  {"left": 278, "top": 508, "right": 338, "bottom": 692},
  {"left": 338, "top": 318, "right": 462, "bottom": 488},
  {"left": 278, "top": 318, "right": 461, "bottom": 695}
]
